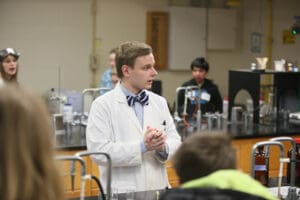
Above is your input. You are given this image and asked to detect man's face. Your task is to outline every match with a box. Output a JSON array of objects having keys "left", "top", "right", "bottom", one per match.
[
  {"left": 192, "top": 67, "right": 207, "bottom": 84},
  {"left": 124, "top": 53, "right": 157, "bottom": 94}
]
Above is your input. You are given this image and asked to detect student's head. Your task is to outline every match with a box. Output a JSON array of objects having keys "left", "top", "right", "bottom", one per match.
[
  {"left": 190, "top": 57, "right": 209, "bottom": 84},
  {"left": 116, "top": 41, "right": 157, "bottom": 94},
  {"left": 172, "top": 132, "right": 236, "bottom": 184},
  {"left": 0, "top": 48, "right": 20, "bottom": 82},
  {"left": 0, "top": 85, "right": 64, "bottom": 200},
  {"left": 109, "top": 47, "right": 118, "bottom": 69}
]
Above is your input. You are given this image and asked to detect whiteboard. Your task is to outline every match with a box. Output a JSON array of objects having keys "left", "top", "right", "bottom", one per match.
[
  {"left": 208, "top": 8, "right": 237, "bottom": 50},
  {"left": 168, "top": 6, "right": 207, "bottom": 71}
]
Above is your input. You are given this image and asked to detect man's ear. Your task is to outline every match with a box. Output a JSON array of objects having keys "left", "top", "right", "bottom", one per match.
[{"left": 121, "top": 65, "right": 131, "bottom": 77}]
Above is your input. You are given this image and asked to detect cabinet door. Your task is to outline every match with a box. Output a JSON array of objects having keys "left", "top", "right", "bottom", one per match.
[
  {"left": 232, "top": 137, "right": 293, "bottom": 177},
  {"left": 166, "top": 161, "right": 180, "bottom": 188}
]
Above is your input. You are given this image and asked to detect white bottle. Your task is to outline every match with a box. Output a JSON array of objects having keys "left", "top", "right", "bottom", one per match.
[
  {"left": 223, "top": 96, "right": 229, "bottom": 119},
  {"left": 63, "top": 103, "right": 73, "bottom": 123}
]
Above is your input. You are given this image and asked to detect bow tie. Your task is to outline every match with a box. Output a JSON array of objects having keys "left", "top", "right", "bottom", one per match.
[{"left": 126, "top": 90, "right": 149, "bottom": 106}]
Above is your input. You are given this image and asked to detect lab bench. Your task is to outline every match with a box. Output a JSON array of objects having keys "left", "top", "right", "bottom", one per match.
[{"left": 55, "top": 122, "right": 300, "bottom": 199}]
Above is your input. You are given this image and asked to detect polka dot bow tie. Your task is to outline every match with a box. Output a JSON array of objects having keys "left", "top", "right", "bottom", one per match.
[{"left": 126, "top": 90, "right": 149, "bottom": 106}]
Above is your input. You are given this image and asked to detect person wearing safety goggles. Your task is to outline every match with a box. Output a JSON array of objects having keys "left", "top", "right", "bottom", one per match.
[{"left": 0, "top": 48, "right": 21, "bottom": 84}]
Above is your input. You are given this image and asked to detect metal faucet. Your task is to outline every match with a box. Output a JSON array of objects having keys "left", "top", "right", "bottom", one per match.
[
  {"left": 268, "top": 137, "right": 297, "bottom": 200},
  {"left": 79, "top": 87, "right": 110, "bottom": 139},
  {"left": 173, "top": 87, "right": 186, "bottom": 122},
  {"left": 185, "top": 86, "right": 201, "bottom": 130},
  {"left": 55, "top": 155, "right": 86, "bottom": 200},
  {"left": 250, "top": 141, "right": 286, "bottom": 199},
  {"left": 75, "top": 151, "right": 112, "bottom": 200},
  {"left": 81, "top": 87, "right": 110, "bottom": 118}
]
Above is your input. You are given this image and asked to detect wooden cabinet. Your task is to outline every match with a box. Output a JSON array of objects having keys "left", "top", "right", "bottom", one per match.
[
  {"left": 56, "top": 150, "right": 91, "bottom": 199},
  {"left": 56, "top": 135, "right": 299, "bottom": 198},
  {"left": 167, "top": 136, "right": 300, "bottom": 189},
  {"left": 232, "top": 137, "right": 295, "bottom": 178},
  {"left": 166, "top": 161, "right": 180, "bottom": 188},
  {"left": 56, "top": 150, "right": 180, "bottom": 198}
]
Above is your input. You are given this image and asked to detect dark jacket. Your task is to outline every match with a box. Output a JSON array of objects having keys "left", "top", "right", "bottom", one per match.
[
  {"left": 177, "top": 78, "right": 223, "bottom": 118},
  {"left": 159, "top": 188, "right": 267, "bottom": 200}
]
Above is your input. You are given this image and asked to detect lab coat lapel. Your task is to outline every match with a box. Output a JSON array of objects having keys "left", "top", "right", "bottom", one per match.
[
  {"left": 114, "top": 85, "right": 143, "bottom": 134},
  {"left": 143, "top": 94, "right": 156, "bottom": 130}
]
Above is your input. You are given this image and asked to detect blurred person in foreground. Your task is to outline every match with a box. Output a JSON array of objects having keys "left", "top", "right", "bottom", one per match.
[
  {"left": 161, "top": 132, "right": 277, "bottom": 200},
  {"left": 0, "top": 84, "right": 64, "bottom": 200}
]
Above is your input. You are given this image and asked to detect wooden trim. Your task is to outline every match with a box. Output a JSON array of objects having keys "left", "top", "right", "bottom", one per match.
[{"left": 146, "top": 12, "right": 168, "bottom": 70}]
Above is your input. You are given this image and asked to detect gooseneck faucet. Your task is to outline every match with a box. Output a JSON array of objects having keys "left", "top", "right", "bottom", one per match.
[
  {"left": 251, "top": 141, "right": 286, "bottom": 199},
  {"left": 81, "top": 87, "right": 111, "bottom": 117},
  {"left": 75, "top": 151, "right": 112, "bottom": 200},
  {"left": 173, "top": 87, "right": 186, "bottom": 122},
  {"left": 268, "top": 137, "right": 297, "bottom": 200},
  {"left": 55, "top": 155, "right": 86, "bottom": 200}
]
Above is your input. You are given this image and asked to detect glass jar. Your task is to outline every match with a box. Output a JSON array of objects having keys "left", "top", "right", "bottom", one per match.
[
  {"left": 287, "top": 138, "right": 300, "bottom": 186},
  {"left": 254, "top": 146, "right": 269, "bottom": 186}
]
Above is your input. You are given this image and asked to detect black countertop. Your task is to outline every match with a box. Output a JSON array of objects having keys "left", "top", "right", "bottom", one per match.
[{"left": 56, "top": 120, "right": 300, "bottom": 151}]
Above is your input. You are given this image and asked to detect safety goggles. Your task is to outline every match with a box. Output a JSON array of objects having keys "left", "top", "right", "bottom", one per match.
[{"left": 0, "top": 48, "right": 20, "bottom": 61}]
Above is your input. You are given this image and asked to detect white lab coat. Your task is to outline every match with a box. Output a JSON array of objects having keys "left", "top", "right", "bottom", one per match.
[{"left": 86, "top": 84, "right": 181, "bottom": 192}]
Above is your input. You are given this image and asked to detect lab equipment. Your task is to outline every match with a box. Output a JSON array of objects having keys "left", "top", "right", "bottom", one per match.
[
  {"left": 75, "top": 151, "right": 112, "bottom": 200},
  {"left": 55, "top": 155, "right": 86, "bottom": 200},
  {"left": 269, "top": 137, "right": 298, "bottom": 200},
  {"left": 251, "top": 141, "right": 288, "bottom": 199}
]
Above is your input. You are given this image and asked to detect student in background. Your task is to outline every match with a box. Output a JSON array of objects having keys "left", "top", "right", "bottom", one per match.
[
  {"left": 161, "top": 132, "right": 277, "bottom": 200},
  {"left": 177, "top": 57, "right": 222, "bottom": 118},
  {"left": 100, "top": 47, "right": 119, "bottom": 90},
  {"left": 0, "top": 47, "right": 21, "bottom": 84},
  {"left": 0, "top": 85, "right": 64, "bottom": 200},
  {"left": 87, "top": 41, "right": 181, "bottom": 193}
]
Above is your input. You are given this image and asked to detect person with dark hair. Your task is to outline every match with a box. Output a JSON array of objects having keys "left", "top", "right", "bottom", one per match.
[
  {"left": 161, "top": 132, "right": 277, "bottom": 200},
  {"left": 87, "top": 41, "right": 181, "bottom": 193},
  {"left": 177, "top": 57, "right": 223, "bottom": 118},
  {"left": 0, "top": 47, "right": 20, "bottom": 84}
]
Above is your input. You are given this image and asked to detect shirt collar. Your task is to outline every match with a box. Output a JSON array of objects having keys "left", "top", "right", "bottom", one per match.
[{"left": 120, "top": 83, "right": 145, "bottom": 97}]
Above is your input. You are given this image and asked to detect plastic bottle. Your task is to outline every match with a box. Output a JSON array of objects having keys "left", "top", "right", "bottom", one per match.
[
  {"left": 63, "top": 103, "right": 73, "bottom": 123},
  {"left": 254, "top": 146, "right": 269, "bottom": 186},
  {"left": 222, "top": 96, "right": 229, "bottom": 119},
  {"left": 287, "top": 138, "right": 300, "bottom": 186}
]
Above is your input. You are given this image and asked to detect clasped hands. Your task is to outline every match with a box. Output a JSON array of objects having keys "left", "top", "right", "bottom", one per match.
[{"left": 144, "top": 126, "right": 166, "bottom": 152}]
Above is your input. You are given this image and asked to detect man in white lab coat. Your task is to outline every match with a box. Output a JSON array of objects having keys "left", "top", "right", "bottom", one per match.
[{"left": 86, "top": 41, "right": 182, "bottom": 193}]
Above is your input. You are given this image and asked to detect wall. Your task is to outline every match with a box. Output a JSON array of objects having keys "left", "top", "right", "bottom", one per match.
[
  {"left": 0, "top": 0, "right": 92, "bottom": 95},
  {"left": 0, "top": 0, "right": 299, "bottom": 106}
]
